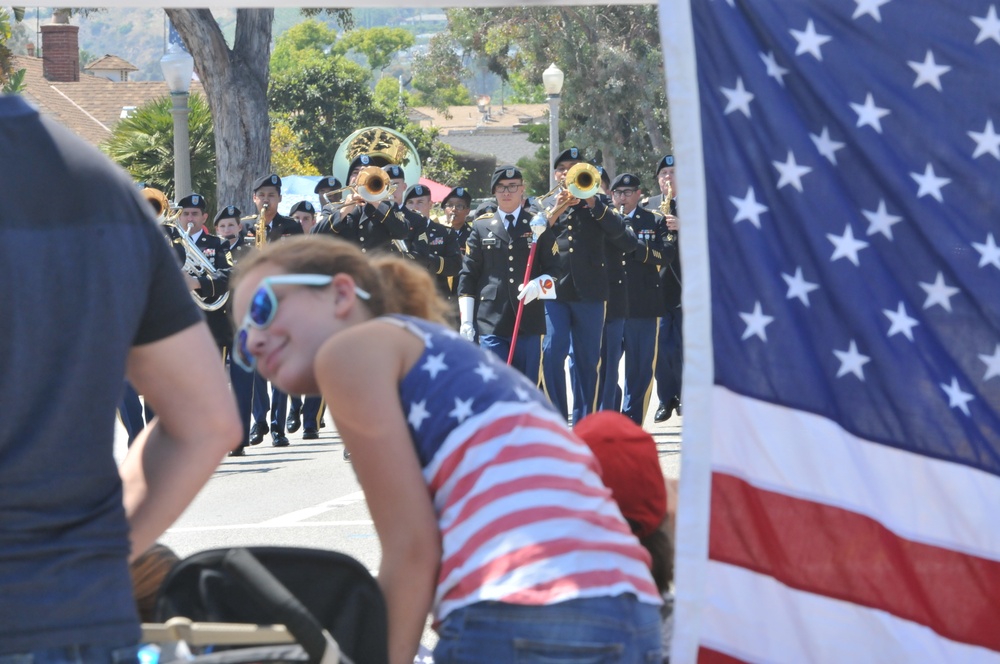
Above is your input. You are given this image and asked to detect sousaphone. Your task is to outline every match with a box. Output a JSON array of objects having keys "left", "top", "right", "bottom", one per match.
[{"left": 332, "top": 126, "right": 421, "bottom": 186}]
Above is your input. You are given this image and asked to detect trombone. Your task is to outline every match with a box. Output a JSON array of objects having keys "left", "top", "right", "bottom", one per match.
[{"left": 322, "top": 166, "right": 397, "bottom": 213}]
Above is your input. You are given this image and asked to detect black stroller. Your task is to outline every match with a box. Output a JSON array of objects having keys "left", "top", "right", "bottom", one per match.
[{"left": 143, "top": 547, "right": 388, "bottom": 664}]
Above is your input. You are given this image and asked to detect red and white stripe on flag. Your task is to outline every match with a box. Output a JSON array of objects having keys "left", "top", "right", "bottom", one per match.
[{"left": 660, "top": 0, "right": 1000, "bottom": 661}]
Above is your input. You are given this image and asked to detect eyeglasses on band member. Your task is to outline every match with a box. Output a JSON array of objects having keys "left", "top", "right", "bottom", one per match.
[{"left": 233, "top": 273, "right": 371, "bottom": 372}]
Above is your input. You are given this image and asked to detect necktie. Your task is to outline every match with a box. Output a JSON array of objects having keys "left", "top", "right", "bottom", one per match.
[{"left": 505, "top": 213, "right": 515, "bottom": 231}]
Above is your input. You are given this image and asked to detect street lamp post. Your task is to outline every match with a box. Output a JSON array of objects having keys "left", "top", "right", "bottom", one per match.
[
  {"left": 542, "top": 63, "right": 564, "bottom": 191},
  {"left": 160, "top": 43, "right": 194, "bottom": 202}
]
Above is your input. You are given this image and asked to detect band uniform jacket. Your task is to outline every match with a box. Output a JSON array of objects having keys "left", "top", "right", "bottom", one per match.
[
  {"left": 405, "top": 214, "right": 463, "bottom": 298},
  {"left": 535, "top": 194, "right": 628, "bottom": 302},
  {"left": 458, "top": 208, "right": 551, "bottom": 337},
  {"left": 603, "top": 200, "right": 640, "bottom": 320},
  {"left": 643, "top": 194, "right": 681, "bottom": 310},
  {"left": 623, "top": 205, "right": 669, "bottom": 319},
  {"left": 314, "top": 200, "right": 407, "bottom": 254}
]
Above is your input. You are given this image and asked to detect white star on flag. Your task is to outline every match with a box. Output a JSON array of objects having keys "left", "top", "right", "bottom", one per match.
[
  {"left": 980, "top": 344, "right": 1000, "bottom": 381},
  {"left": 940, "top": 377, "right": 974, "bottom": 416},
  {"left": 773, "top": 150, "right": 813, "bottom": 191},
  {"left": 968, "top": 119, "right": 1000, "bottom": 159},
  {"left": 834, "top": 340, "right": 871, "bottom": 380},
  {"left": 514, "top": 386, "right": 532, "bottom": 401},
  {"left": 781, "top": 267, "right": 820, "bottom": 306},
  {"left": 973, "top": 233, "right": 1000, "bottom": 270},
  {"left": 721, "top": 77, "right": 754, "bottom": 117},
  {"left": 408, "top": 400, "right": 430, "bottom": 430},
  {"left": 449, "top": 397, "right": 474, "bottom": 423},
  {"left": 810, "top": 127, "right": 845, "bottom": 164},
  {"left": 908, "top": 50, "right": 951, "bottom": 91},
  {"left": 730, "top": 187, "right": 768, "bottom": 228},
  {"left": 421, "top": 353, "right": 448, "bottom": 379},
  {"left": 853, "top": 0, "right": 892, "bottom": 21},
  {"left": 862, "top": 199, "right": 903, "bottom": 239},
  {"left": 739, "top": 301, "right": 774, "bottom": 341},
  {"left": 827, "top": 224, "right": 869, "bottom": 266},
  {"left": 919, "top": 271, "right": 960, "bottom": 311},
  {"left": 850, "top": 93, "right": 891, "bottom": 133},
  {"left": 474, "top": 362, "right": 498, "bottom": 382},
  {"left": 790, "top": 19, "right": 832, "bottom": 60},
  {"left": 910, "top": 163, "right": 951, "bottom": 202},
  {"left": 883, "top": 301, "right": 920, "bottom": 341},
  {"left": 760, "top": 51, "right": 789, "bottom": 85},
  {"left": 972, "top": 5, "right": 1000, "bottom": 45}
]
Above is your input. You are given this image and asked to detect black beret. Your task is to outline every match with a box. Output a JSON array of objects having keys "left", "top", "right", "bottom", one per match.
[
  {"left": 403, "top": 184, "right": 430, "bottom": 202},
  {"left": 177, "top": 193, "right": 207, "bottom": 210},
  {"left": 289, "top": 200, "right": 316, "bottom": 215},
  {"left": 314, "top": 176, "right": 341, "bottom": 193},
  {"left": 596, "top": 166, "right": 611, "bottom": 187},
  {"left": 253, "top": 173, "right": 282, "bottom": 192},
  {"left": 348, "top": 153, "right": 389, "bottom": 174},
  {"left": 474, "top": 201, "right": 498, "bottom": 218},
  {"left": 444, "top": 186, "right": 472, "bottom": 203},
  {"left": 610, "top": 173, "right": 641, "bottom": 190},
  {"left": 383, "top": 164, "right": 405, "bottom": 180},
  {"left": 553, "top": 146, "right": 583, "bottom": 168},
  {"left": 655, "top": 154, "right": 675, "bottom": 173},
  {"left": 214, "top": 205, "right": 241, "bottom": 224},
  {"left": 491, "top": 165, "right": 523, "bottom": 192}
]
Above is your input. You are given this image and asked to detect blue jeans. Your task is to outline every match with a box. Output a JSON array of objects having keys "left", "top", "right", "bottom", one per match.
[
  {"left": 0, "top": 643, "right": 139, "bottom": 664},
  {"left": 433, "top": 596, "right": 661, "bottom": 663}
]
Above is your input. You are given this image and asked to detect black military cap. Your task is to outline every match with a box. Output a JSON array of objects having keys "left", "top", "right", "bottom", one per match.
[
  {"left": 443, "top": 186, "right": 472, "bottom": 203},
  {"left": 655, "top": 154, "right": 675, "bottom": 173},
  {"left": 313, "top": 176, "right": 341, "bottom": 193},
  {"left": 383, "top": 164, "right": 405, "bottom": 180},
  {"left": 289, "top": 200, "right": 317, "bottom": 216},
  {"left": 177, "top": 193, "right": 207, "bottom": 210},
  {"left": 596, "top": 166, "right": 612, "bottom": 188},
  {"left": 610, "top": 173, "right": 641, "bottom": 190},
  {"left": 214, "top": 205, "right": 241, "bottom": 224},
  {"left": 403, "top": 184, "right": 430, "bottom": 203},
  {"left": 491, "top": 165, "right": 523, "bottom": 192},
  {"left": 348, "top": 153, "right": 389, "bottom": 174},
  {"left": 253, "top": 173, "right": 282, "bottom": 192},
  {"left": 473, "top": 201, "right": 498, "bottom": 218},
  {"left": 553, "top": 146, "right": 583, "bottom": 168}
]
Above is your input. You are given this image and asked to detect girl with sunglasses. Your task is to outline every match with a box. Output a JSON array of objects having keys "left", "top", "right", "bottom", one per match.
[{"left": 231, "top": 236, "right": 662, "bottom": 664}]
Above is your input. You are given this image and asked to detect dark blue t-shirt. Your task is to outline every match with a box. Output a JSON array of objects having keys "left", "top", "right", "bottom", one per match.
[{"left": 0, "top": 96, "right": 203, "bottom": 652}]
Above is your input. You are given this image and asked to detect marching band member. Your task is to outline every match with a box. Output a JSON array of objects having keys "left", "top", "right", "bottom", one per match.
[
  {"left": 313, "top": 154, "right": 408, "bottom": 254},
  {"left": 535, "top": 148, "right": 628, "bottom": 424},
  {"left": 457, "top": 166, "right": 554, "bottom": 383},
  {"left": 400, "top": 184, "right": 463, "bottom": 312},
  {"left": 289, "top": 200, "right": 318, "bottom": 235},
  {"left": 642, "top": 156, "right": 682, "bottom": 423},
  {"left": 614, "top": 173, "right": 670, "bottom": 426},
  {"left": 441, "top": 186, "right": 473, "bottom": 251},
  {"left": 248, "top": 174, "right": 302, "bottom": 447}
]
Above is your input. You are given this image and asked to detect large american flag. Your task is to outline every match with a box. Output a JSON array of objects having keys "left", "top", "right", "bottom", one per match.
[{"left": 660, "top": 1, "right": 1000, "bottom": 661}]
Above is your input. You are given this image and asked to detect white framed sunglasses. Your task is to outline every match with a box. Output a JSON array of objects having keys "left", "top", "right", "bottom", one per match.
[{"left": 233, "top": 273, "right": 370, "bottom": 372}]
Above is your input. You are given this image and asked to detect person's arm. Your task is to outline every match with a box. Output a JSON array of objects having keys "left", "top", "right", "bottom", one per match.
[
  {"left": 315, "top": 323, "right": 441, "bottom": 664},
  {"left": 120, "top": 322, "right": 241, "bottom": 561}
]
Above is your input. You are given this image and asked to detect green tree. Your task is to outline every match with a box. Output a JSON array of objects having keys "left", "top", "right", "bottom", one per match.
[
  {"left": 101, "top": 94, "right": 217, "bottom": 210},
  {"left": 410, "top": 33, "right": 474, "bottom": 113},
  {"left": 270, "top": 19, "right": 339, "bottom": 75},
  {"left": 271, "top": 121, "right": 321, "bottom": 176},
  {"left": 338, "top": 27, "right": 415, "bottom": 78},
  {"left": 0, "top": 7, "right": 25, "bottom": 93},
  {"left": 433, "top": 7, "right": 671, "bottom": 180}
]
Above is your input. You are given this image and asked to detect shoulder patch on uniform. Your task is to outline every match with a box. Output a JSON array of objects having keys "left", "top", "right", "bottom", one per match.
[{"left": 474, "top": 213, "right": 494, "bottom": 221}]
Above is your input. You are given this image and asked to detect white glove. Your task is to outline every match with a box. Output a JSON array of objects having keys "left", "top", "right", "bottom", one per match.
[
  {"left": 458, "top": 296, "right": 476, "bottom": 341},
  {"left": 517, "top": 274, "right": 556, "bottom": 304}
]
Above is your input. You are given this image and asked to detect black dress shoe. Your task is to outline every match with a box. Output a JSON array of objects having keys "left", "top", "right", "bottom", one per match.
[
  {"left": 302, "top": 428, "right": 319, "bottom": 440},
  {"left": 271, "top": 432, "right": 290, "bottom": 447},
  {"left": 228, "top": 447, "right": 246, "bottom": 457},
  {"left": 286, "top": 411, "right": 301, "bottom": 434},
  {"left": 654, "top": 402, "right": 671, "bottom": 423},
  {"left": 671, "top": 397, "right": 682, "bottom": 417},
  {"left": 343, "top": 448, "right": 351, "bottom": 461},
  {"left": 248, "top": 421, "right": 268, "bottom": 446}
]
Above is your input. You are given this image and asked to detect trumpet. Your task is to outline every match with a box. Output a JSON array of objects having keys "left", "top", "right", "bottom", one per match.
[
  {"left": 164, "top": 220, "right": 231, "bottom": 312},
  {"left": 535, "top": 163, "right": 604, "bottom": 226}
]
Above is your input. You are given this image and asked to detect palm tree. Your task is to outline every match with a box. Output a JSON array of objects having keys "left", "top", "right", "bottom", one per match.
[{"left": 102, "top": 93, "right": 217, "bottom": 212}]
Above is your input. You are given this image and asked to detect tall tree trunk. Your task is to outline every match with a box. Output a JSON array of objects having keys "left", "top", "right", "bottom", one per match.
[{"left": 165, "top": 8, "right": 273, "bottom": 215}]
